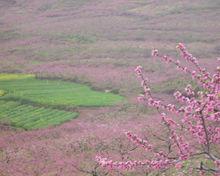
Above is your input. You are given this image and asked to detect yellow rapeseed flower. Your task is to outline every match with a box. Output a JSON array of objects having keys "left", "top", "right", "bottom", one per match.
[{"left": 0, "top": 73, "right": 34, "bottom": 80}]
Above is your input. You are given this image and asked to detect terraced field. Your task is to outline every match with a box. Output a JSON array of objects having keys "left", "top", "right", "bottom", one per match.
[
  {"left": 0, "top": 100, "right": 78, "bottom": 130},
  {"left": 0, "top": 74, "right": 123, "bottom": 129}
]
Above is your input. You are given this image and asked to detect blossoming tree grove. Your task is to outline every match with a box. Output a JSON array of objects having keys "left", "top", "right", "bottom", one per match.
[{"left": 96, "top": 43, "right": 220, "bottom": 175}]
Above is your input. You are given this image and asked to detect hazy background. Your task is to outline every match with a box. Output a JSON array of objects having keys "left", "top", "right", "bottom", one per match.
[{"left": 1, "top": 0, "right": 219, "bottom": 96}]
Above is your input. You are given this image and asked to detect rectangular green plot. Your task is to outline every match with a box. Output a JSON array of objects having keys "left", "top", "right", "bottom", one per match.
[
  {"left": 14, "top": 108, "right": 66, "bottom": 126},
  {"left": 25, "top": 110, "right": 74, "bottom": 127},
  {"left": 30, "top": 113, "right": 78, "bottom": 129},
  {"left": 0, "top": 101, "right": 21, "bottom": 118},
  {"left": 2, "top": 105, "right": 33, "bottom": 117},
  {"left": 10, "top": 111, "right": 43, "bottom": 125},
  {"left": 0, "top": 101, "right": 19, "bottom": 110},
  {"left": 0, "top": 100, "right": 78, "bottom": 130}
]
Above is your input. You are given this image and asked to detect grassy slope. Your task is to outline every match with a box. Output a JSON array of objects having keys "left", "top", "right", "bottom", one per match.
[{"left": 0, "top": 0, "right": 219, "bottom": 95}]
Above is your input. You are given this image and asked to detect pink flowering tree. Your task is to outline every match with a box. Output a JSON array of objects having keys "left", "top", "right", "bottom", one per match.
[{"left": 96, "top": 43, "right": 220, "bottom": 175}]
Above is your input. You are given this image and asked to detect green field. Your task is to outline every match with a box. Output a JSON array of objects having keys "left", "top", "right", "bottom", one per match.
[
  {"left": 0, "top": 74, "right": 123, "bottom": 107},
  {"left": 0, "top": 100, "right": 78, "bottom": 130},
  {"left": 0, "top": 74, "right": 123, "bottom": 129}
]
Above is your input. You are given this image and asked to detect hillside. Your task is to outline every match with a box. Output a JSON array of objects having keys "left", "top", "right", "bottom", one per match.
[{"left": 0, "top": 1, "right": 219, "bottom": 175}]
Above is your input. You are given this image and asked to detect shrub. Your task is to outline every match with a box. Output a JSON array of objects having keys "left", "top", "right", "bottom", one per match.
[{"left": 0, "top": 90, "right": 6, "bottom": 96}]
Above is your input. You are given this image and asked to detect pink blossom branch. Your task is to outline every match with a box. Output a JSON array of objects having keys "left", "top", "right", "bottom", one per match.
[
  {"left": 135, "top": 66, "right": 179, "bottom": 114},
  {"left": 177, "top": 43, "right": 211, "bottom": 81},
  {"left": 152, "top": 47, "right": 214, "bottom": 92},
  {"left": 125, "top": 132, "right": 153, "bottom": 151},
  {"left": 96, "top": 43, "right": 220, "bottom": 174}
]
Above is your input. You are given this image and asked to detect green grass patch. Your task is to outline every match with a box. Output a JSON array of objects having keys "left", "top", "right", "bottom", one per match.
[
  {"left": 52, "top": 33, "right": 97, "bottom": 44},
  {"left": 0, "top": 30, "right": 21, "bottom": 40},
  {"left": 63, "top": 34, "right": 96, "bottom": 44},
  {"left": 0, "top": 100, "right": 78, "bottom": 130},
  {"left": 38, "top": 3, "right": 54, "bottom": 12},
  {"left": 44, "top": 32, "right": 97, "bottom": 44},
  {"left": 0, "top": 74, "right": 123, "bottom": 107},
  {"left": 55, "top": 0, "right": 91, "bottom": 8}
]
